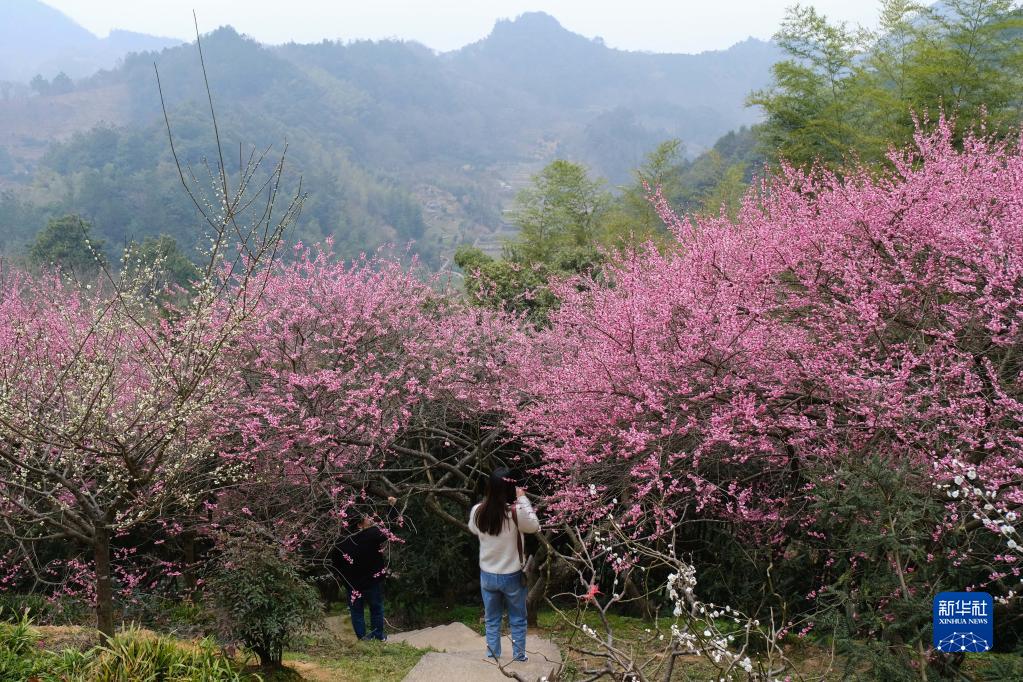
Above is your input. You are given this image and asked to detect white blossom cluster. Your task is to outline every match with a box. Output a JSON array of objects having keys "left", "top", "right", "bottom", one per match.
[
  {"left": 938, "top": 456, "right": 1022, "bottom": 604},
  {"left": 664, "top": 568, "right": 757, "bottom": 675}
]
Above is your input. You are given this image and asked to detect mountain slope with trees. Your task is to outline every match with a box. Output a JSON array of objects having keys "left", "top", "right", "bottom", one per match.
[{"left": 0, "top": 10, "right": 780, "bottom": 266}]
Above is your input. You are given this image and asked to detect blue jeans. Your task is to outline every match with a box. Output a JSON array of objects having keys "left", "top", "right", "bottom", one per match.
[
  {"left": 348, "top": 581, "right": 385, "bottom": 640},
  {"left": 480, "top": 570, "right": 527, "bottom": 660}
]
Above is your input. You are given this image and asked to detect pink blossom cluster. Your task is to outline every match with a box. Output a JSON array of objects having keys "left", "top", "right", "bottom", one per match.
[
  {"left": 511, "top": 121, "right": 1023, "bottom": 556},
  {"left": 217, "top": 243, "right": 524, "bottom": 544}
]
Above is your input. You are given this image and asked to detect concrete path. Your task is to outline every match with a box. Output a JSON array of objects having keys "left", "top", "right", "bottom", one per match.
[{"left": 392, "top": 622, "right": 561, "bottom": 682}]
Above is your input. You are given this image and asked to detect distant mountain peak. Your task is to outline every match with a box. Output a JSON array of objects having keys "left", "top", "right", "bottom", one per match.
[
  {"left": 1, "top": 0, "right": 95, "bottom": 44},
  {"left": 488, "top": 11, "right": 576, "bottom": 41},
  {"left": 466, "top": 9, "right": 596, "bottom": 57},
  {"left": 501, "top": 11, "right": 564, "bottom": 29},
  {"left": 706, "top": 36, "right": 776, "bottom": 55},
  {"left": 0, "top": 0, "right": 182, "bottom": 81}
]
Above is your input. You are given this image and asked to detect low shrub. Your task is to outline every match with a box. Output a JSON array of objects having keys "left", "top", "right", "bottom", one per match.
[
  {"left": 0, "top": 593, "right": 88, "bottom": 625},
  {"left": 0, "top": 615, "right": 39, "bottom": 680},
  {"left": 208, "top": 539, "right": 321, "bottom": 668},
  {"left": 0, "top": 593, "right": 51, "bottom": 623},
  {"left": 0, "top": 614, "right": 97, "bottom": 680},
  {"left": 122, "top": 593, "right": 213, "bottom": 637},
  {"left": 0, "top": 617, "right": 247, "bottom": 682},
  {"left": 37, "top": 647, "right": 94, "bottom": 680},
  {"left": 91, "top": 627, "right": 245, "bottom": 682}
]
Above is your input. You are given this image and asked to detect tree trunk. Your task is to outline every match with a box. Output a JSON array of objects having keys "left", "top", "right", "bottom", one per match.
[
  {"left": 94, "top": 528, "right": 115, "bottom": 639},
  {"left": 526, "top": 579, "right": 543, "bottom": 627},
  {"left": 181, "top": 530, "right": 198, "bottom": 598},
  {"left": 623, "top": 574, "right": 655, "bottom": 620},
  {"left": 253, "top": 644, "right": 281, "bottom": 669},
  {"left": 525, "top": 541, "right": 549, "bottom": 627}
]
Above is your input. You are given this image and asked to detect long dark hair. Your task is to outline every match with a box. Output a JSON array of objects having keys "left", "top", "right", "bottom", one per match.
[{"left": 475, "top": 468, "right": 518, "bottom": 536}]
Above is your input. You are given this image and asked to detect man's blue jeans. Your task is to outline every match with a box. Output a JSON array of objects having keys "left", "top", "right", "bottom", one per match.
[
  {"left": 480, "top": 570, "right": 527, "bottom": 660},
  {"left": 348, "top": 581, "right": 385, "bottom": 640}
]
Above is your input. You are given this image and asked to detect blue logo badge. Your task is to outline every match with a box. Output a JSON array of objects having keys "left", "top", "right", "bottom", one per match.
[{"left": 933, "top": 592, "right": 993, "bottom": 653}]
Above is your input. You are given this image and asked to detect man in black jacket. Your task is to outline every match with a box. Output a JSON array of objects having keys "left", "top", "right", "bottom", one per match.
[{"left": 335, "top": 496, "right": 399, "bottom": 640}]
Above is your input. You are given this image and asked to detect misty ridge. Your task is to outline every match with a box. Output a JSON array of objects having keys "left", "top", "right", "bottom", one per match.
[
  {"left": 0, "top": 0, "right": 183, "bottom": 82},
  {"left": 0, "top": 0, "right": 779, "bottom": 266}
]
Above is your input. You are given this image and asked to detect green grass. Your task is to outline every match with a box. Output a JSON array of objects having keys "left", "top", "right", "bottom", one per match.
[
  {"left": 284, "top": 640, "right": 425, "bottom": 682},
  {"left": 275, "top": 610, "right": 430, "bottom": 681},
  {"left": 437, "top": 604, "right": 483, "bottom": 633},
  {"left": 17, "top": 598, "right": 1018, "bottom": 681}
]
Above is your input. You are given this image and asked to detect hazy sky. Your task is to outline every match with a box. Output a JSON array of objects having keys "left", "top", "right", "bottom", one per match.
[{"left": 42, "top": 1, "right": 880, "bottom": 54}]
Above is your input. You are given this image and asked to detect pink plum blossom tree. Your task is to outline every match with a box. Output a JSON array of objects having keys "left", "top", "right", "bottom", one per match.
[
  {"left": 0, "top": 108, "right": 300, "bottom": 637},
  {"left": 509, "top": 120, "right": 1023, "bottom": 676},
  {"left": 219, "top": 243, "right": 527, "bottom": 572}
]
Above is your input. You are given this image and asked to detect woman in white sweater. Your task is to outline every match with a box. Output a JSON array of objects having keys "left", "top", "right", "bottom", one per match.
[{"left": 468, "top": 468, "right": 540, "bottom": 662}]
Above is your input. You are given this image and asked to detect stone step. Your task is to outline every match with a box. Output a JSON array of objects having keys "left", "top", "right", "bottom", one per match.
[
  {"left": 390, "top": 622, "right": 484, "bottom": 652},
  {"left": 402, "top": 651, "right": 556, "bottom": 682},
  {"left": 393, "top": 622, "right": 561, "bottom": 682}
]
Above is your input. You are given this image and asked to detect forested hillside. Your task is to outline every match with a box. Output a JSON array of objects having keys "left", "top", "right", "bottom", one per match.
[{"left": 0, "top": 10, "right": 779, "bottom": 266}]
